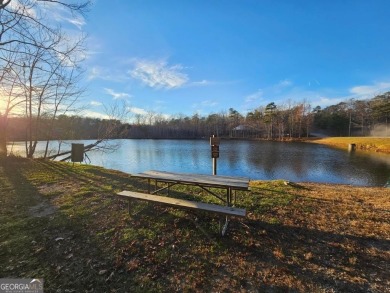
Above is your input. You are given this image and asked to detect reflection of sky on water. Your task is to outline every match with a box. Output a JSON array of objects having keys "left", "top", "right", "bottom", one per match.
[{"left": 9, "top": 139, "right": 390, "bottom": 186}]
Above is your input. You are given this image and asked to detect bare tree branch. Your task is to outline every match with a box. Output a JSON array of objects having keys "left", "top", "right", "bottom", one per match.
[
  {"left": 0, "top": 0, "right": 11, "bottom": 10},
  {"left": 0, "top": 0, "right": 89, "bottom": 157}
]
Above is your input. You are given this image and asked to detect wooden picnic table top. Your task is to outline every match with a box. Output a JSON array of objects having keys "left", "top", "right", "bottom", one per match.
[{"left": 132, "top": 170, "right": 250, "bottom": 190}]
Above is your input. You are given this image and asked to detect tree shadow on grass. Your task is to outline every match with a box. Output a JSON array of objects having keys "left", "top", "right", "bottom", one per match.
[
  {"left": 37, "top": 160, "right": 150, "bottom": 192},
  {"left": 0, "top": 158, "right": 145, "bottom": 291},
  {"left": 2, "top": 157, "right": 388, "bottom": 292},
  {"left": 112, "top": 191, "right": 389, "bottom": 292},
  {"left": 112, "top": 176, "right": 390, "bottom": 292},
  {"left": 221, "top": 218, "right": 390, "bottom": 292}
]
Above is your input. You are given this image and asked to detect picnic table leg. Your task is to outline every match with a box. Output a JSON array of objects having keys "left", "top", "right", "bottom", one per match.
[
  {"left": 219, "top": 216, "right": 229, "bottom": 236},
  {"left": 219, "top": 187, "right": 233, "bottom": 236},
  {"left": 226, "top": 188, "right": 229, "bottom": 206},
  {"left": 227, "top": 187, "right": 232, "bottom": 206},
  {"left": 128, "top": 198, "right": 131, "bottom": 214}
]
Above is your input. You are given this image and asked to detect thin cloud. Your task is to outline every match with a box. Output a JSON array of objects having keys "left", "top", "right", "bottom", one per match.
[
  {"left": 104, "top": 88, "right": 131, "bottom": 100},
  {"left": 272, "top": 79, "right": 294, "bottom": 94},
  {"left": 90, "top": 100, "right": 102, "bottom": 106},
  {"left": 193, "top": 80, "right": 211, "bottom": 86},
  {"left": 314, "top": 96, "right": 345, "bottom": 108},
  {"left": 87, "top": 67, "right": 127, "bottom": 82},
  {"left": 185, "top": 79, "right": 240, "bottom": 88},
  {"left": 244, "top": 80, "right": 339, "bottom": 109},
  {"left": 186, "top": 80, "right": 213, "bottom": 87},
  {"left": 86, "top": 66, "right": 108, "bottom": 82},
  {"left": 201, "top": 100, "right": 218, "bottom": 107},
  {"left": 349, "top": 81, "right": 390, "bottom": 97},
  {"left": 192, "top": 100, "right": 218, "bottom": 109},
  {"left": 65, "top": 16, "right": 86, "bottom": 29},
  {"left": 191, "top": 100, "right": 219, "bottom": 114},
  {"left": 42, "top": 1, "right": 86, "bottom": 29},
  {"left": 87, "top": 67, "right": 104, "bottom": 81},
  {"left": 129, "top": 59, "right": 188, "bottom": 89},
  {"left": 129, "top": 107, "right": 148, "bottom": 115},
  {"left": 245, "top": 90, "right": 263, "bottom": 103},
  {"left": 82, "top": 110, "right": 109, "bottom": 119},
  {"left": 8, "top": 1, "right": 36, "bottom": 18},
  {"left": 277, "top": 79, "right": 293, "bottom": 88},
  {"left": 308, "top": 79, "right": 321, "bottom": 87},
  {"left": 245, "top": 80, "right": 293, "bottom": 102}
]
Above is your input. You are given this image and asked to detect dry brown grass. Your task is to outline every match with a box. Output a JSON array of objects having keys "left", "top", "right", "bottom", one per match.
[
  {"left": 309, "top": 137, "right": 390, "bottom": 153},
  {"left": 1, "top": 158, "right": 389, "bottom": 292}
]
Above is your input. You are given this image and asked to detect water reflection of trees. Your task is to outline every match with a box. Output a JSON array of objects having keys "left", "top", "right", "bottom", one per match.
[
  {"left": 14, "top": 139, "right": 390, "bottom": 186},
  {"left": 239, "top": 141, "right": 389, "bottom": 186}
]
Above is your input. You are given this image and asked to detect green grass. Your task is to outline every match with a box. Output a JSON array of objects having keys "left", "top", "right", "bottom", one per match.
[{"left": 1, "top": 157, "right": 389, "bottom": 292}]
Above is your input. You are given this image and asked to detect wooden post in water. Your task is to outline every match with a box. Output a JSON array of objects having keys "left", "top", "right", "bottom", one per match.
[
  {"left": 348, "top": 143, "right": 356, "bottom": 152},
  {"left": 213, "top": 157, "right": 217, "bottom": 175},
  {"left": 210, "top": 135, "right": 220, "bottom": 175}
]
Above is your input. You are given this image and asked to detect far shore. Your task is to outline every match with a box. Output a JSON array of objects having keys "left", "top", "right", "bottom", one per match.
[
  {"left": 225, "top": 136, "right": 390, "bottom": 154},
  {"left": 306, "top": 136, "right": 390, "bottom": 154},
  {"left": 223, "top": 136, "right": 390, "bottom": 154}
]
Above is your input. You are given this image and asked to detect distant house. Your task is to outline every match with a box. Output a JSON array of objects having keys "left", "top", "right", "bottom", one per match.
[{"left": 231, "top": 125, "right": 252, "bottom": 138}]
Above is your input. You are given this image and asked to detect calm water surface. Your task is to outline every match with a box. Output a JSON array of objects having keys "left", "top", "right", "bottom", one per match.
[{"left": 10, "top": 139, "right": 390, "bottom": 186}]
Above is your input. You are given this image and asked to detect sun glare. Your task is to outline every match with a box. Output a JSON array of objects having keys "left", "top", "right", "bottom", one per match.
[
  {"left": 0, "top": 95, "right": 7, "bottom": 114},
  {"left": 0, "top": 94, "right": 23, "bottom": 116}
]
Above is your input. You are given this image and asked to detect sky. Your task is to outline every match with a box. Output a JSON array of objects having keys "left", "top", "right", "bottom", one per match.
[{"left": 76, "top": 0, "right": 390, "bottom": 119}]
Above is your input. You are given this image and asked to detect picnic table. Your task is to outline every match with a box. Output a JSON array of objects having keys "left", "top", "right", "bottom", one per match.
[
  {"left": 131, "top": 170, "right": 251, "bottom": 207},
  {"left": 119, "top": 170, "right": 250, "bottom": 235}
]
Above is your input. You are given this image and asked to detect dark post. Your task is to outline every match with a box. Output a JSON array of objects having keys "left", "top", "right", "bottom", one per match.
[
  {"left": 210, "top": 135, "right": 220, "bottom": 175},
  {"left": 213, "top": 156, "right": 217, "bottom": 175},
  {"left": 71, "top": 143, "right": 84, "bottom": 162}
]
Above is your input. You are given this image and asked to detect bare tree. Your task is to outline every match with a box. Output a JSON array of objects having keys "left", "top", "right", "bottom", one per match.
[
  {"left": 46, "top": 101, "right": 133, "bottom": 161},
  {"left": 0, "top": 0, "right": 89, "bottom": 157},
  {"left": 0, "top": 47, "right": 25, "bottom": 156},
  {"left": 15, "top": 27, "right": 86, "bottom": 158},
  {"left": 42, "top": 48, "right": 86, "bottom": 158}
]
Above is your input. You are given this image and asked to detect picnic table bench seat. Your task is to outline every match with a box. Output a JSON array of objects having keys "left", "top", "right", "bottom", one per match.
[{"left": 117, "top": 190, "right": 246, "bottom": 235}]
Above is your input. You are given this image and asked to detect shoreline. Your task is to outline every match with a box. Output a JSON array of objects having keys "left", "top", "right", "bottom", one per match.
[
  {"left": 305, "top": 136, "right": 390, "bottom": 154},
  {"left": 225, "top": 136, "right": 390, "bottom": 154},
  {"left": 8, "top": 136, "right": 390, "bottom": 153}
]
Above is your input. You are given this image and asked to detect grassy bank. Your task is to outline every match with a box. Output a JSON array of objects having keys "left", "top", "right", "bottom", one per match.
[
  {"left": 0, "top": 157, "right": 389, "bottom": 292},
  {"left": 309, "top": 137, "right": 390, "bottom": 153}
]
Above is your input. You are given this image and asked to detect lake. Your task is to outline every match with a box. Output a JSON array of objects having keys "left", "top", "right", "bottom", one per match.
[{"left": 9, "top": 139, "right": 390, "bottom": 187}]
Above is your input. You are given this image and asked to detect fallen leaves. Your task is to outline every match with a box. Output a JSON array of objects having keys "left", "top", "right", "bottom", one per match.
[{"left": 1, "top": 158, "right": 390, "bottom": 292}]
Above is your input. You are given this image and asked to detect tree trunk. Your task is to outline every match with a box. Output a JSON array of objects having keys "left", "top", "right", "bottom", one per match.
[
  {"left": 0, "top": 115, "right": 7, "bottom": 157},
  {"left": 0, "top": 134, "right": 7, "bottom": 157}
]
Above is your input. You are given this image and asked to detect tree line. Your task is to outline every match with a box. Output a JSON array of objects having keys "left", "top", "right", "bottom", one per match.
[
  {"left": 5, "top": 91, "right": 389, "bottom": 144},
  {"left": 128, "top": 93, "right": 389, "bottom": 139}
]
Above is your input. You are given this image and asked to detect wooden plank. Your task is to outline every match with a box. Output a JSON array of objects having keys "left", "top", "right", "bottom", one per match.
[
  {"left": 144, "top": 170, "right": 250, "bottom": 185},
  {"left": 117, "top": 191, "right": 246, "bottom": 218},
  {"left": 132, "top": 170, "right": 250, "bottom": 190}
]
